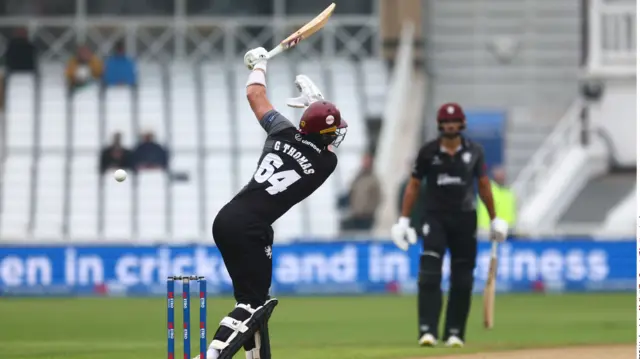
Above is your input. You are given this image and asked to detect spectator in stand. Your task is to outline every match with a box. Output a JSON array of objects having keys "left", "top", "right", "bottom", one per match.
[
  {"left": 132, "top": 131, "right": 169, "bottom": 171},
  {"left": 99, "top": 132, "right": 133, "bottom": 174},
  {"left": 5, "top": 27, "right": 37, "bottom": 74},
  {"left": 340, "top": 153, "right": 381, "bottom": 231},
  {"left": 103, "top": 40, "right": 137, "bottom": 87},
  {"left": 65, "top": 45, "right": 103, "bottom": 93}
]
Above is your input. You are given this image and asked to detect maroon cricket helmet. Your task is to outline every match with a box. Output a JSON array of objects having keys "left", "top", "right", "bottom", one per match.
[{"left": 299, "top": 101, "right": 348, "bottom": 147}]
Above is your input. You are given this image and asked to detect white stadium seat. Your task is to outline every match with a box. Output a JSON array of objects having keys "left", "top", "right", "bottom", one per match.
[
  {"left": 33, "top": 154, "right": 65, "bottom": 239},
  {"left": 170, "top": 154, "right": 202, "bottom": 240},
  {"left": 266, "top": 61, "right": 296, "bottom": 126},
  {"left": 6, "top": 74, "right": 36, "bottom": 151},
  {"left": 71, "top": 86, "right": 100, "bottom": 151},
  {"left": 103, "top": 171, "right": 133, "bottom": 240},
  {"left": 202, "top": 62, "right": 232, "bottom": 151},
  {"left": 204, "top": 153, "right": 234, "bottom": 234},
  {"left": 69, "top": 155, "right": 99, "bottom": 239},
  {"left": 170, "top": 64, "right": 199, "bottom": 150},
  {"left": 235, "top": 65, "right": 266, "bottom": 149},
  {"left": 238, "top": 152, "right": 260, "bottom": 193},
  {"left": 105, "top": 87, "right": 134, "bottom": 147},
  {"left": 136, "top": 170, "right": 168, "bottom": 240},
  {"left": 138, "top": 62, "right": 167, "bottom": 143},
  {"left": 0, "top": 155, "right": 32, "bottom": 238},
  {"left": 360, "top": 58, "right": 388, "bottom": 117},
  {"left": 40, "top": 64, "right": 67, "bottom": 150},
  {"left": 329, "top": 59, "right": 366, "bottom": 151}
]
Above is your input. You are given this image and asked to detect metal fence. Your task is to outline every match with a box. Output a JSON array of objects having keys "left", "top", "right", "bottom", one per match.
[{"left": 0, "top": 0, "right": 379, "bottom": 62}]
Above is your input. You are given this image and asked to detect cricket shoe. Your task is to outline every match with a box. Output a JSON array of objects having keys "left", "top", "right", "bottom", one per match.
[
  {"left": 418, "top": 333, "right": 437, "bottom": 347},
  {"left": 444, "top": 335, "right": 464, "bottom": 348}
]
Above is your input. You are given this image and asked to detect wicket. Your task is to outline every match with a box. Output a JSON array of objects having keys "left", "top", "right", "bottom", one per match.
[{"left": 167, "top": 276, "right": 207, "bottom": 359}]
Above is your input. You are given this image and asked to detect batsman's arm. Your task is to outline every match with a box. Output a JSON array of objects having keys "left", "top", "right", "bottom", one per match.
[
  {"left": 400, "top": 177, "right": 421, "bottom": 217},
  {"left": 401, "top": 146, "right": 429, "bottom": 217},
  {"left": 478, "top": 176, "right": 496, "bottom": 220},
  {"left": 475, "top": 146, "right": 496, "bottom": 219},
  {"left": 246, "top": 67, "right": 275, "bottom": 121}
]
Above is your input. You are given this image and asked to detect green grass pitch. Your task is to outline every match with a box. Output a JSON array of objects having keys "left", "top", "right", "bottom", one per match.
[{"left": 0, "top": 293, "right": 633, "bottom": 359}]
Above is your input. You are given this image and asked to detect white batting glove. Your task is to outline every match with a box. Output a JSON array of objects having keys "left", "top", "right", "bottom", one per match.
[
  {"left": 391, "top": 217, "right": 417, "bottom": 251},
  {"left": 287, "top": 75, "right": 325, "bottom": 108},
  {"left": 244, "top": 47, "right": 268, "bottom": 70},
  {"left": 490, "top": 217, "right": 509, "bottom": 242}
]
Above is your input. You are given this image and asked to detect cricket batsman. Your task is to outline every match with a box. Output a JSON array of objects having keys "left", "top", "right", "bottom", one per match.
[{"left": 391, "top": 103, "right": 509, "bottom": 347}]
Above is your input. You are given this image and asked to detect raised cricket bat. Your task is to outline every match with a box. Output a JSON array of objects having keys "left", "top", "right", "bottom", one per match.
[
  {"left": 483, "top": 241, "right": 498, "bottom": 329},
  {"left": 266, "top": 3, "right": 336, "bottom": 59}
]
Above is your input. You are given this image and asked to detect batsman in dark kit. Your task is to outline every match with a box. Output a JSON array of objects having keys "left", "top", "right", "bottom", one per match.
[
  {"left": 392, "top": 103, "right": 508, "bottom": 348},
  {"left": 196, "top": 47, "right": 347, "bottom": 359}
]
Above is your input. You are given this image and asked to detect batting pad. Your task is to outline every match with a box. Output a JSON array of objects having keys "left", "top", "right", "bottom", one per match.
[{"left": 214, "top": 298, "right": 278, "bottom": 359}]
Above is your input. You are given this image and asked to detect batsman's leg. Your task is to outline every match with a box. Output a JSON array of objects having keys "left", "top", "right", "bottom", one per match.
[
  {"left": 417, "top": 213, "right": 447, "bottom": 346},
  {"left": 204, "top": 217, "right": 275, "bottom": 359},
  {"left": 208, "top": 299, "right": 277, "bottom": 359},
  {"left": 443, "top": 212, "right": 478, "bottom": 345}
]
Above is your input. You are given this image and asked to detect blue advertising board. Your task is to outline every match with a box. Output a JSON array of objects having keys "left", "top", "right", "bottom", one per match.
[
  {"left": 465, "top": 111, "right": 505, "bottom": 171},
  {"left": 0, "top": 240, "right": 634, "bottom": 296}
]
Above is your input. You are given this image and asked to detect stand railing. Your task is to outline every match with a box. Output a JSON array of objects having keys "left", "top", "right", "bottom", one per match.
[{"left": 0, "top": 16, "right": 379, "bottom": 62}]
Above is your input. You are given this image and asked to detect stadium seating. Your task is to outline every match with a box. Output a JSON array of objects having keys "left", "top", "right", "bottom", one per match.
[
  {"left": 136, "top": 170, "right": 167, "bottom": 240},
  {"left": 170, "top": 63, "right": 199, "bottom": 151},
  {"left": 138, "top": 62, "right": 167, "bottom": 143},
  {"left": 40, "top": 63, "right": 67, "bottom": 150},
  {"left": 0, "top": 154, "right": 32, "bottom": 238},
  {"left": 69, "top": 155, "right": 99, "bottom": 239},
  {"left": 33, "top": 154, "right": 65, "bottom": 239},
  {"left": 6, "top": 74, "right": 36, "bottom": 151},
  {"left": 105, "top": 87, "right": 134, "bottom": 147},
  {"left": 0, "top": 59, "right": 387, "bottom": 242}
]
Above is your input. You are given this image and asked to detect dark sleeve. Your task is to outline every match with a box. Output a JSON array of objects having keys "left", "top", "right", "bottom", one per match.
[
  {"left": 260, "top": 110, "right": 295, "bottom": 136},
  {"left": 473, "top": 145, "right": 487, "bottom": 177},
  {"left": 410, "top": 145, "right": 429, "bottom": 179}
]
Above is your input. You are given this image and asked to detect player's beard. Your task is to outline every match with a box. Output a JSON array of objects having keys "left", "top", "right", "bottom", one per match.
[{"left": 440, "top": 131, "right": 460, "bottom": 139}]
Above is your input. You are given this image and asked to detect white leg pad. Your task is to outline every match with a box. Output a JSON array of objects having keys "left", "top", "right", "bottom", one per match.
[
  {"left": 245, "top": 330, "right": 262, "bottom": 359},
  {"left": 212, "top": 303, "right": 257, "bottom": 351}
]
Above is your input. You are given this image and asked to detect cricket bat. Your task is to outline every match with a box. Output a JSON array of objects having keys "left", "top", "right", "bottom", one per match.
[
  {"left": 266, "top": 3, "right": 336, "bottom": 59},
  {"left": 483, "top": 241, "right": 498, "bottom": 329}
]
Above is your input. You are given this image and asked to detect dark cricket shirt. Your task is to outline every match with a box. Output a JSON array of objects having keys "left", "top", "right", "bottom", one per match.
[
  {"left": 411, "top": 137, "right": 487, "bottom": 212},
  {"left": 227, "top": 110, "right": 338, "bottom": 225}
]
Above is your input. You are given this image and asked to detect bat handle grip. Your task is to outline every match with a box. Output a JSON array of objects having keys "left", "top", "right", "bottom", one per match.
[
  {"left": 490, "top": 241, "right": 498, "bottom": 258},
  {"left": 266, "top": 45, "right": 284, "bottom": 60}
]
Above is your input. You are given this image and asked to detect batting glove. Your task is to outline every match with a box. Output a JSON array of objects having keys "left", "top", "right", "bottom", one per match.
[
  {"left": 287, "top": 75, "right": 325, "bottom": 108},
  {"left": 244, "top": 47, "right": 268, "bottom": 70},
  {"left": 391, "top": 217, "right": 417, "bottom": 251},
  {"left": 490, "top": 217, "right": 508, "bottom": 242}
]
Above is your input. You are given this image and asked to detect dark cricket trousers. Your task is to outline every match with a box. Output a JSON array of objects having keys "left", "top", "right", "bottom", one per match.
[
  {"left": 418, "top": 210, "right": 478, "bottom": 340},
  {"left": 212, "top": 205, "right": 274, "bottom": 309}
]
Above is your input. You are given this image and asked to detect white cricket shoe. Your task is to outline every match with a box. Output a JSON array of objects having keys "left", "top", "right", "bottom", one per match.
[
  {"left": 445, "top": 335, "right": 464, "bottom": 348},
  {"left": 418, "top": 333, "right": 437, "bottom": 347}
]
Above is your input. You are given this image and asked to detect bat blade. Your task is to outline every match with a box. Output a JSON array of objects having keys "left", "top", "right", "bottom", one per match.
[
  {"left": 483, "top": 242, "right": 498, "bottom": 329},
  {"left": 267, "top": 3, "right": 336, "bottom": 59}
]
